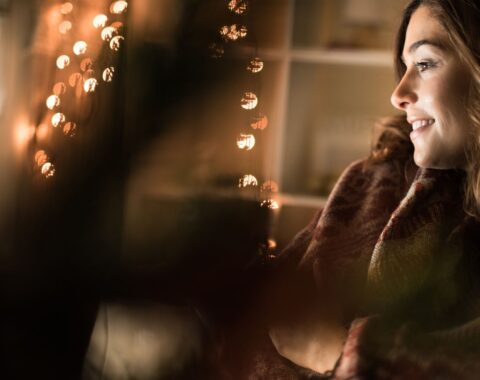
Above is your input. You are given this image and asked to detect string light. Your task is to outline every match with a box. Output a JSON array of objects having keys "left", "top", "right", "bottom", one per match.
[
  {"left": 250, "top": 113, "right": 268, "bottom": 130},
  {"left": 110, "top": 1, "right": 128, "bottom": 14},
  {"left": 51, "top": 112, "right": 66, "bottom": 128},
  {"left": 35, "top": 150, "right": 48, "bottom": 166},
  {"left": 80, "top": 58, "right": 93, "bottom": 72},
  {"left": 59, "top": 21, "right": 72, "bottom": 34},
  {"left": 52, "top": 82, "right": 67, "bottom": 95},
  {"left": 219, "top": 24, "right": 248, "bottom": 41},
  {"left": 101, "top": 26, "right": 117, "bottom": 41},
  {"left": 102, "top": 67, "right": 115, "bottom": 82},
  {"left": 63, "top": 122, "right": 77, "bottom": 137},
  {"left": 238, "top": 174, "right": 258, "bottom": 188},
  {"left": 73, "top": 41, "right": 88, "bottom": 55},
  {"left": 41, "top": 162, "right": 56, "bottom": 178},
  {"left": 56, "top": 55, "right": 70, "bottom": 69},
  {"left": 240, "top": 92, "right": 258, "bottom": 110},
  {"left": 68, "top": 73, "right": 82, "bottom": 87},
  {"left": 60, "top": 2, "right": 73, "bottom": 15},
  {"left": 261, "top": 180, "right": 279, "bottom": 193},
  {"left": 228, "top": 0, "right": 249, "bottom": 15},
  {"left": 46, "top": 95, "right": 60, "bottom": 110},
  {"left": 261, "top": 199, "right": 280, "bottom": 210},
  {"left": 236, "top": 134, "right": 255, "bottom": 150},
  {"left": 93, "top": 14, "right": 108, "bottom": 28},
  {"left": 247, "top": 57, "right": 264, "bottom": 73},
  {"left": 83, "top": 78, "right": 98, "bottom": 93},
  {"left": 109, "top": 35, "right": 124, "bottom": 51}
]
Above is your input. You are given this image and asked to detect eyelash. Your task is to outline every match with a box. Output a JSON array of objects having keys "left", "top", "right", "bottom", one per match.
[{"left": 415, "top": 60, "right": 437, "bottom": 72}]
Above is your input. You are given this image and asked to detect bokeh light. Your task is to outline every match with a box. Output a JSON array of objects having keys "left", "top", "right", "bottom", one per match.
[
  {"left": 240, "top": 92, "right": 258, "bottom": 110},
  {"left": 101, "top": 26, "right": 117, "bottom": 41},
  {"left": 41, "top": 162, "right": 56, "bottom": 178},
  {"left": 73, "top": 41, "right": 87, "bottom": 55},
  {"left": 63, "top": 122, "right": 77, "bottom": 137},
  {"left": 247, "top": 57, "right": 264, "bottom": 73},
  {"left": 60, "top": 2, "right": 73, "bottom": 15},
  {"left": 219, "top": 24, "right": 248, "bottom": 41},
  {"left": 238, "top": 174, "right": 258, "bottom": 188},
  {"left": 56, "top": 55, "right": 70, "bottom": 69},
  {"left": 209, "top": 43, "right": 224, "bottom": 58},
  {"left": 51, "top": 112, "right": 66, "bottom": 128},
  {"left": 110, "top": 1, "right": 128, "bottom": 14},
  {"left": 35, "top": 150, "right": 48, "bottom": 166},
  {"left": 59, "top": 20, "right": 72, "bottom": 34},
  {"left": 69, "top": 73, "right": 82, "bottom": 88},
  {"left": 84, "top": 78, "right": 98, "bottom": 93},
  {"left": 109, "top": 35, "right": 124, "bottom": 51},
  {"left": 93, "top": 14, "right": 108, "bottom": 29},
  {"left": 250, "top": 113, "right": 268, "bottom": 130},
  {"left": 261, "top": 199, "right": 279, "bottom": 210},
  {"left": 46, "top": 95, "right": 60, "bottom": 110},
  {"left": 261, "top": 180, "right": 279, "bottom": 192},
  {"left": 102, "top": 67, "right": 115, "bottom": 82},
  {"left": 236, "top": 134, "right": 255, "bottom": 150},
  {"left": 228, "top": 0, "right": 249, "bottom": 15},
  {"left": 80, "top": 58, "right": 93, "bottom": 72},
  {"left": 53, "top": 82, "right": 67, "bottom": 95}
]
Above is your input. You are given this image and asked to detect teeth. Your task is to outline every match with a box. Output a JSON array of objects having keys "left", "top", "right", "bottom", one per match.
[{"left": 412, "top": 119, "right": 434, "bottom": 131}]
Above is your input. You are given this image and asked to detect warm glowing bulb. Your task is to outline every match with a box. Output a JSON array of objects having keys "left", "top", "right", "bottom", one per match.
[
  {"left": 250, "top": 113, "right": 268, "bottom": 130},
  {"left": 236, "top": 134, "right": 255, "bottom": 150},
  {"left": 35, "top": 150, "right": 48, "bottom": 166},
  {"left": 53, "top": 82, "right": 67, "bottom": 95},
  {"left": 73, "top": 41, "right": 87, "bottom": 55},
  {"left": 46, "top": 95, "right": 60, "bottom": 110},
  {"left": 83, "top": 78, "right": 98, "bottom": 93},
  {"left": 63, "top": 122, "right": 77, "bottom": 137},
  {"left": 80, "top": 58, "right": 93, "bottom": 72},
  {"left": 109, "top": 35, "right": 124, "bottom": 51},
  {"left": 267, "top": 239, "right": 277, "bottom": 250},
  {"left": 101, "top": 26, "right": 117, "bottom": 41},
  {"left": 51, "top": 113, "right": 66, "bottom": 127},
  {"left": 60, "top": 2, "right": 73, "bottom": 15},
  {"left": 261, "top": 199, "right": 279, "bottom": 210},
  {"left": 247, "top": 57, "right": 264, "bottom": 73},
  {"left": 59, "top": 21, "right": 72, "bottom": 34},
  {"left": 68, "top": 73, "right": 82, "bottom": 88},
  {"left": 56, "top": 55, "right": 70, "bottom": 69},
  {"left": 102, "top": 67, "right": 115, "bottom": 82},
  {"left": 41, "top": 162, "right": 56, "bottom": 178},
  {"left": 111, "top": 21, "right": 123, "bottom": 30},
  {"left": 261, "top": 180, "right": 279, "bottom": 193},
  {"left": 238, "top": 174, "right": 258, "bottom": 188},
  {"left": 220, "top": 24, "right": 247, "bottom": 41},
  {"left": 240, "top": 92, "right": 258, "bottom": 110},
  {"left": 93, "top": 14, "right": 108, "bottom": 28},
  {"left": 228, "top": 0, "right": 249, "bottom": 15},
  {"left": 110, "top": 1, "right": 128, "bottom": 14}
]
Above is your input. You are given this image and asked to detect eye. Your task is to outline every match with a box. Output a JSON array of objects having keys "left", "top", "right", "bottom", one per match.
[{"left": 415, "top": 60, "right": 437, "bottom": 72}]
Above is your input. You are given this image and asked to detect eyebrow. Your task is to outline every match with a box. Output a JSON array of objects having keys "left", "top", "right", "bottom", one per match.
[{"left": 401, "top": 39, "right": 446, "bottom": 63}]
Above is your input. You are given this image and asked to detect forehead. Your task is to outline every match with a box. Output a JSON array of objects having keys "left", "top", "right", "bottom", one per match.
[{"left": 403, "top": 5, "right": 449, "bottom": 54}]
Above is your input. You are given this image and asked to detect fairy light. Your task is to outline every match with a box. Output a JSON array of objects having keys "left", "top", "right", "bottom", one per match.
[
  {"left": 52, "top": 82, "right": 67, "bottom": 95},
  {"left": 261, "top": 199, "right": 280, "bottom": 210},
  {"left": 46, "top": 95, "right": 60, "bottom": 110},
  {"left": 240, "top": 92, "right": 258, "bottom": 110},
  {"left": 68, "top": 72, "right": 82, "bottom": 87},
  {"left": 83, "top": 78, "right": 98, "bottom": 93},
  {"left": 63, "top": 122, "right": 77, "bottom": 137},
  {"left": 250, "top": 113, "right": 268, "bottom": 130},
  {"left": 59, "top": 21, "right": 72, "bottom": 34},
  {"left": 247, "top": 57, "right": 264, "bottom": 73},
  {"left": 41, "top": 162, "right": 56, "bottom": 178},
  {"left": 238, "top": 174, "right": 258, "bottom": 188},
  {"left": 80, "top": 58, "right": 93, "bottom": 72},
  {"left": 101, "top": 26, "right": 117, "bottom": 41},
  {"left": 228, "top": 0, "right": 249, "bottom": 15},
  {"left": 51, "top": 112, "right": 66, "bottom": 128},
  {"left": 236, "top": 134, "right": 255, "bottom": 150},
  {"left": 60, "top": 2, "right": 73, "bottom": 15},
  {"left": 219, "top": 24, "right": 248, "bottom": 41},
  {"left": 35, "top": 150, "right": 48, "bottom": 166},
  {"left": 73, "top": 41, "right": 88, "bottom": 55},
  {"left": 102, "top": 67, "right": 115, "bottom": 82},
  {"left": 109, "top": 35, "right": 124, "bottom": 51},
  {"left": 261, "top": 180, "right": 279, "bottom": 193},
  {"left": 110, "top": 1, "right": 128, "bottom": 14},
  {"left": 56, "top": 55, "right": 70, "bottom": 69},
  {"left": 93, "top": 14, "right": 108, "bottom": 28}
]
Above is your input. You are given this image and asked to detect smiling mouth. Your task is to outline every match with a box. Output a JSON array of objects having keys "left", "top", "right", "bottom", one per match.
[{"left": 410, "top": 119, "right": 435, "bottom": 140}]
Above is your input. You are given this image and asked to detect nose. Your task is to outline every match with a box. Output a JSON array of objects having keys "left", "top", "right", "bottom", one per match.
[{"left": 390, "top": 70, "right": 418, "bottom": 110}]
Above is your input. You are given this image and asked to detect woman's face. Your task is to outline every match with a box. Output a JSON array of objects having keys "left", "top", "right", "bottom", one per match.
[{"left": 391, "top": 5, "right": 472, "bottom": 169}]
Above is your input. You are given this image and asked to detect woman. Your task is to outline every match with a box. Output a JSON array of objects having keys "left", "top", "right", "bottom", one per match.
[{"left": 212, "top": 1, "right": 480, "bottom": 379}]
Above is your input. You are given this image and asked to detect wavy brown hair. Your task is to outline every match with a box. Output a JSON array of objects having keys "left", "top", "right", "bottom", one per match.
[{"left": 372, "top": 0, "right": 480, "bottom": 219}]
